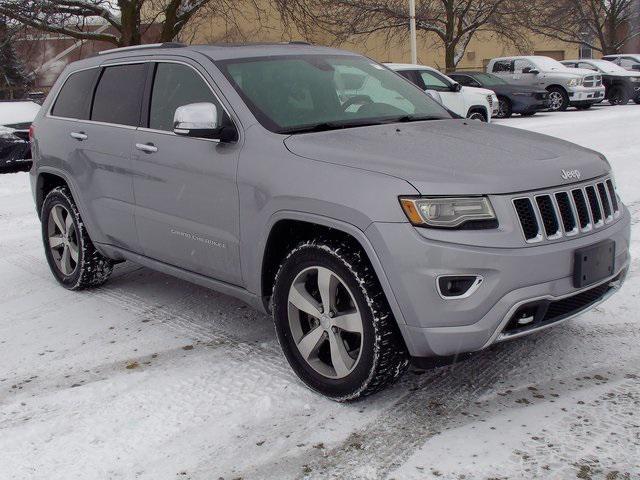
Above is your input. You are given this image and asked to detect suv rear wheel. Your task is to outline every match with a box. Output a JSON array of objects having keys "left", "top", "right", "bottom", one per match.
[
  {"left": 272, "top": 239, "right": 408, "bottom": 400},
  {"left": 547, "top": 86, "right": 569, "bottom": 111},
  {"left": 41, "top": 186, "right": 114, "bottom": 290}
]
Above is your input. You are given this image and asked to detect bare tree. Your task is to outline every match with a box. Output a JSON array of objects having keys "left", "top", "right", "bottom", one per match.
[
  {"left": 0, "top": 16, "right": 33, "bottom": 99},
  {"left": 521, "top": 0, "right": 640, "bottom": 55},
  {"left": 275, "top": 0, "right": 526, "bottom": 70},
  {"left": 0, "top": 0, "right": 262, "bottom": 47}
]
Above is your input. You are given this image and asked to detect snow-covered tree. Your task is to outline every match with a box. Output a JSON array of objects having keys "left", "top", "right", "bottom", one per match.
[
  {"left": 0, "top": 0, "right": 262, "bottom": 47},
  {"left": 0, "top": 16, "right": 32, "bottom": 100},
  {"left": 275, "top": 0, "right": 525, "bottom": 71},
  {"left": 521, "top": 0, "right": 640, "bottom": 55}
]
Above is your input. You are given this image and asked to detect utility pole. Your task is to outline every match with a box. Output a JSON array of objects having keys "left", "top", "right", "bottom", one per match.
[{"left": 409, "top": 0, "right": 417, "bottom": 64}]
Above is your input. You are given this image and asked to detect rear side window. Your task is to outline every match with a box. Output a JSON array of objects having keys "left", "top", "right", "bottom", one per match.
[
  {"left": 149, "top": 63, "right": 221, "bottom": 132},
  {"left": 492, "top": 60, "right": 513, "bottom": 73},
  {"left": 51, "top": 69, "right": 98, "bottom": 119},
  {"left": 92, "top": 64, "right": 147, "bottom": 126}
]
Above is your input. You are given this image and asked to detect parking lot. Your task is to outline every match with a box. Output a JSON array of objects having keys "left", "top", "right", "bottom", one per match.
[{"left": 1, "top": 105, "right": 639, "bottom": 480}]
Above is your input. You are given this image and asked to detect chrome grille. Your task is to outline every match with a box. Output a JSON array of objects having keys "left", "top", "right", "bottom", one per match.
[
  {"left": 487, "top": 95, "right": 493, "bottom": 108},
  {"left": 583, "top": 75, "right": 602, "bottom": 87},
  {"left": 513, "top": 178, "right": 620, "bottom": 244}
]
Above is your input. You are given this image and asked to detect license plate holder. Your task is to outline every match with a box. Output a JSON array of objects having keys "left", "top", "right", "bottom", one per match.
[{"left": 573, "top": 240, "right": 615, "bottom": 288}]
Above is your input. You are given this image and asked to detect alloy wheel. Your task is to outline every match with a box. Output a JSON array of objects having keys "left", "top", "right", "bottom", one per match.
[
  {"left": 47, "top": 204, "right": 79, "bottom": 276},
  {"left": 549, "top": 91, "right": 563, "bottom": 111},
  {"left": 287, "top": 266, "right": 363, "bottom": 379}
]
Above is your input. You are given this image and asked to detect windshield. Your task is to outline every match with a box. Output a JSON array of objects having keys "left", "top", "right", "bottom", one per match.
[
  {"left": 532, "top": 57, "right": 567, "bottom": 71},
  {"left": 469, "top": 73, "right": 508, "bottom": 86},
  {"left": 587, "top": 60, "right": 630, "bottom": 73},
  {"left": 216, "top": 55, "right": 451, "bottom": 133}
]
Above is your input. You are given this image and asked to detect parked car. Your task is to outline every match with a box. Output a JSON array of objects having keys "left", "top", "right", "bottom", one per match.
[
  {"left": 562, "top": 59, "right": 640, "bottom": 105},
  {"left": 386, "top": 63, "right": 499, "bottom": 122},
  {"left": 448, "top": 71, "right": 550, "bottom": 118},
  {"left": 486, "top": 56, "right": 606, "bottom": 111},
  {"left": 0, "top": 100, "right": 39, "bottom": 173},
  {"left": 30, "top": 43, "right": 630, "bottom": 401},
  {"left": 601, "top": 54, "right": 640, "bottom": 72}
]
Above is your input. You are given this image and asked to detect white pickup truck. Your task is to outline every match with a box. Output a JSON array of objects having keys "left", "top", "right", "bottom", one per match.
[{"left": 386, "top": 63, "right": 499, "bottom": 122}]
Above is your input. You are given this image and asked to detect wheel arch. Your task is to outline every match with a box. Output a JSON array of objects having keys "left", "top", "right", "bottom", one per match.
[
  {"left": 35, "top": 170, "right": 71, "bottom": 218},
  {"left": 546, "top": 84, "right": 568, "bottom": 94},
  {"left": 258, "top": 212, "right": 407, "bottom": 328},
  {"left": 466, "top": 105, "right": 488, "bottom": 120}
]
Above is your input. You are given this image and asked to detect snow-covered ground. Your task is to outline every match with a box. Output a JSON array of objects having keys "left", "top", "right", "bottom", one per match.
[{"left": 1, "top": 105, "right": 639, "bottom": 480}]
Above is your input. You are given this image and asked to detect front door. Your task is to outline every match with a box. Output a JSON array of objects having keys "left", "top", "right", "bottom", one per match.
[
  {"left": 132, "top": 61, "right": 242, "bottom": 285},
  {"left": 416, "top": 70, "right": 465, "bottom": 116}
]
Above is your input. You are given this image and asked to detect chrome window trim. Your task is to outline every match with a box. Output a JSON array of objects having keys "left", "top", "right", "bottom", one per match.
[{"left": 46, "top": 58, "right": 239, "bottom": 142}]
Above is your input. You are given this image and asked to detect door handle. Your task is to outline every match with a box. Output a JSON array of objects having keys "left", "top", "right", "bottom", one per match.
[
  {"left": 136, "top": 143, "right": 158, "bottom": 154},
  {"left": 70, "top": 132, "right": 88, "bottom": 141}
]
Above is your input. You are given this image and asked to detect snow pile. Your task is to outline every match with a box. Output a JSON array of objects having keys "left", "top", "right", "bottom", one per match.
[{"left": 0, "top": 101, "right": 40, "bottom": 126}]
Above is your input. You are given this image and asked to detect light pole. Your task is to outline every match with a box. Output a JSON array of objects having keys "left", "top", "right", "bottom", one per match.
[{"left": 409, "top": 0, "right": 417, "bottom": 64}]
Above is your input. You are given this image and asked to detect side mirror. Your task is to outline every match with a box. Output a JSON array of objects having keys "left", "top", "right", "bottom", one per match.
[
  {"left": 451, "top": 82, "right": 462, "bottom": 92},
  {"left": 174, "top": 102, "right": 223, "bottom": 139}
]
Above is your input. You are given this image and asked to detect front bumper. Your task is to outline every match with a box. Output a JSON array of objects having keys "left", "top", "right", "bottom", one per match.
[
  {"left": 366, "top": 205, "right": 631, "bottom": 358},
  {"left": 568, "top": 85, "right": 606, "bottom": 103}
]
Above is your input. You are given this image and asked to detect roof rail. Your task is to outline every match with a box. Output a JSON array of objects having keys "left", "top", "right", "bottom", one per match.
[{"left": 97, "top": 42, "right": 186, "bottom": 56}]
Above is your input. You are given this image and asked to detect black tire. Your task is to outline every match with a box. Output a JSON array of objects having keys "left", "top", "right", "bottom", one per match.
[
  {"left": 634, "top": 97, "right": 640, "bottom": 105},
  {"left": 496, "top": 96, "right": 512, "bottom": 118},
  {"left": 520, "top": 112, "right": 537, "bottom": 117},
  {"left": 575, "top": 103, "right": 592, "bottom": 110},
  {"left": 547, "top": 86, "right": 569, "bottom": 111},
  {"left": 609, "top": 87, "right": 630, "bottom": 105},
  {"left": 467, "top": 110, "right": 488, "bottom": 122},
  {"left": 272, "top": 239, "right": 409, "bottom": 401},
  {"left": 41, "top": 186, "right": 114, "bottom": 290}
]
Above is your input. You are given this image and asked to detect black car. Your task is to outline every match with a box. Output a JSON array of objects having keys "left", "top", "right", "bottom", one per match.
[
  {"left": 561, "top": 59, "right": 640, "bottom": 105},
  {"left": 0, "top": 101, "right": 39, "bottom": 173},
  {"left": 448, "top": 71, "right": 550, "bottom": 118}
]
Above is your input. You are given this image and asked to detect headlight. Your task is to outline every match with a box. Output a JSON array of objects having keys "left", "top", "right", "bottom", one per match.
[
  {"left": 399, "top": 196, "right": 497, "bottom": 228},
  {"left": 567, "top": 78, "right": 582, "bottom": 87}
]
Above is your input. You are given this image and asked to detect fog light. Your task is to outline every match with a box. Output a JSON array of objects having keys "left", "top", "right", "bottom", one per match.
[{"left": 437, "top": 275, "right": 483, "bottom": 299}]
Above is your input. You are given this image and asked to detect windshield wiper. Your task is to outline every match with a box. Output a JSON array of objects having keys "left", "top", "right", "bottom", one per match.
[{"left": 280, "top": 120, "right": 386, "bottom": 134}]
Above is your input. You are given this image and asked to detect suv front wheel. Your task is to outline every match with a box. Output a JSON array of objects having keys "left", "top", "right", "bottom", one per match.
[
  {"left": 272, "top": 239, "right": 408, "bottom": 400},
  {"left": 41, "top": 186, "right": 114, "bottom": 290}
]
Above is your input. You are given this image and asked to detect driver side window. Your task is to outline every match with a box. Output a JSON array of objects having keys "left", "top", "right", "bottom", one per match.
[
  {"left": 418, "top": 71, "right": 450, "bottom": 92},
  {"left": 149, "top": 62, "right": 223, "bottom": 132},
  {"left": 514, "top": 59, "right": 535, "bottom": 74}
]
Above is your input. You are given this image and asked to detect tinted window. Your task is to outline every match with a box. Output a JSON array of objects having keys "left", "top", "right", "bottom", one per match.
[
  {"left": 492, "top": 60, "right": 513, "bottom": 73},
  {"left": 91, "top": 64, "right": 147, "bottom": 126},
  {"left": 450, "top": 74, "right": 476, "bottom": 87},
  {"left": 149, "top": 63, "right": 220, "bottom": 131},
  {"left": 51, "top": 69, "right": 98, "bottom": 119}
]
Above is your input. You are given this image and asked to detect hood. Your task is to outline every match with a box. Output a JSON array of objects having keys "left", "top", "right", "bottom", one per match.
[
  {"left": 284, "top": 120, "right": 610, "bottom": 195},
  {"left": 462, "top": 86, "right": 495, "bottom": 97},
  {"left": 553, "top": 67, "right": 600, "bottom": 77}
]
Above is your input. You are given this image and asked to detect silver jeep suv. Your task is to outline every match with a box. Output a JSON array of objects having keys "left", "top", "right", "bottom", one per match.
[
  {"left": 30, "top": 43, "right": 630, "bottom": 400},
  {"left": 487, "top": 56, "right": 606, "bottom": 111}
]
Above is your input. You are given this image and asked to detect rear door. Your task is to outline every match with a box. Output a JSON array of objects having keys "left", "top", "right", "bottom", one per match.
[
  {"left": 47, "top": 63, "right": 146, "bottom": 252},
  {"left": 80, "top": 63, "right": 148, "bottom": 252},
  {"left": 132, "top": 60, "right": 242, "bottom": 285}
]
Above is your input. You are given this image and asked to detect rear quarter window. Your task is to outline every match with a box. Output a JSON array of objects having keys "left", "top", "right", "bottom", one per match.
[
  {"left": 51, "top": 69, "right": 99, "bottom": 119},
  {"left": 91, "top": 64, "right": 147, "bottom": 126}
]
